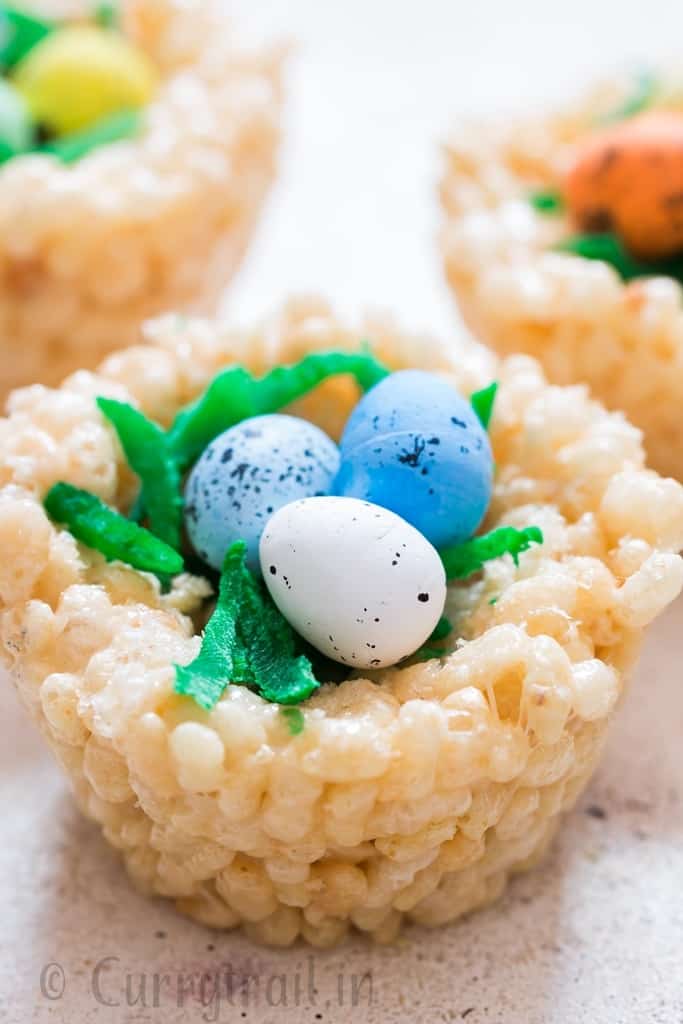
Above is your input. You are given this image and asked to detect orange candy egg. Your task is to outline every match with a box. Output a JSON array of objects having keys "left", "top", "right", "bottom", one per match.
[{"left": 565, "top": 111, "right": 683, "bottom": 261}]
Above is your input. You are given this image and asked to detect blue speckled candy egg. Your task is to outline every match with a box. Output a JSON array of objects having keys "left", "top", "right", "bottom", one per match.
[
  {"left": 334, "top": 370, "right": 493, "bottom": 548},
  {"left": 184, "top": 414, "right": 340, "bottom": 571}
]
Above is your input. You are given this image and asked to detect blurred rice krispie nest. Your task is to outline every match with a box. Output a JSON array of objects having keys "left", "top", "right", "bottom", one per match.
[
  {"left": 2, "top": 297, "right": 683, "bottom": 947},
  {"left": 0, "top": 0, "right": 283, "bottom": 396},
  {"left": 440, "top": 72, "right": 683, "bottom": 481}
]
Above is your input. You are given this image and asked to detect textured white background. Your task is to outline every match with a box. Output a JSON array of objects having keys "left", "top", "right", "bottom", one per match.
[{"left": 2, "top": 2, "right": 683, "bottom": 1022}]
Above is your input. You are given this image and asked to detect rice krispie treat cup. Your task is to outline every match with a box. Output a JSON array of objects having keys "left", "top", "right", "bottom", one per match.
[
  {"left": 3, "top": 296, "right": 683, "bottom": 948},
  {"left": 0, "top": 0, "right": 283, "bottom": 395},
  {"left": 440, "top": 72, "right": 683, "bottom": 480}
]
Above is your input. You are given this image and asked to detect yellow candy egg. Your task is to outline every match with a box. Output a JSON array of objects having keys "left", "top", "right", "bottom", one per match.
[{"left": 12, "top": 25, "right": 157, "bottom": 137}]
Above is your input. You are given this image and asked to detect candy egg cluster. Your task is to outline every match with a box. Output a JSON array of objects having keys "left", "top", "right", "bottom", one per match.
[
  {"left": 183, "top": 368, "right": 494, "bottom": 670},
  {"left": 0, "top": 4, "right": 156, "bottom": 165}
]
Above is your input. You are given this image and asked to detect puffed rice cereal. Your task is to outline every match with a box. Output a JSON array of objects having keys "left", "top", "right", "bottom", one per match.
[
  {"left": 3, "top": 296, "right": 683, "bottom": 947},
  {"left": 0, "top": 0, "right": 283, "bottom": 395},
  {"left": 440, "top": 71, "right": 683, "bottom": 480}
]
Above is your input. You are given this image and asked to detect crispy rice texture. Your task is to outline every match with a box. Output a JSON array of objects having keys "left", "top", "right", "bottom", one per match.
[
  {"left": 2, "top": 297, "right": 683, "bottom": 947},
  {"left": 440, "top": 74, "right": 683, "bottom": 481},
  {"left": 0, "top": 0, "right": 283, "bottom": 396}
]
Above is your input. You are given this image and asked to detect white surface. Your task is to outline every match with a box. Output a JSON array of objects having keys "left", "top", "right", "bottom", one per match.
[{"left": 3, "top": 2, "right": 683, "bottom": 1021}]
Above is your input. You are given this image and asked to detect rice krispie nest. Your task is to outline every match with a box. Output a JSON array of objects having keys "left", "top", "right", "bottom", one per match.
[
  {"left": 2, "top": 297, "right": 683, "bottom": 947},
  {"left": 440, "top": 73, "right": 683, "bottom": 481},
  {"left": 0, "top": 0, "right": 282, "bottom": 396}
]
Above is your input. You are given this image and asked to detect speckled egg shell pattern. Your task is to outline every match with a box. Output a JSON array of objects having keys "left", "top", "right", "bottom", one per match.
[
  {"left": 260, "top": 496, "right": 447, "bottom": 669},
  {"left": 184, "top": 414, "right": 340, "bottom": 571},
  {"left": 334, "top": 369, "right": 493, "bottom": 548}
]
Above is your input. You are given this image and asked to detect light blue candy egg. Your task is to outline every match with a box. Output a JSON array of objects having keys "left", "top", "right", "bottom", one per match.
[
  {"left": 184, "top": 413, "right": 340, "bottom": 572},
  {"left": 334, "top": 370, "right": 493, "bottom": 548},
  {"left": 0, "top": 79, "right": 33, "bottom": 163}
]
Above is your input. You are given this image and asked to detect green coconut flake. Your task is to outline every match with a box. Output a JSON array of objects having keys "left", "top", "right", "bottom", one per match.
[
  {"left": 440, "top": 525, "right": 543, "bottom": 581},
  {"left": 429, "top": 616, "right": 453, "bottom": 643},
  {"left": 96, "top": 397, "right": 183, "bottom": 549},
  {"left": 175, "top": 542, "right": 249, "bottom": 710},
  {"left": 0, "top": 5, "right": 53, "bottom": 69},
  {"left": 281, "top": 707, "right": 305, "bottom": 735},
  {"left": 45, "top": 109, "right": 141, "bottom": 164},
  {"left": 413, "top": 616, "right": 453, "bottom": 662},
  {"left": 529, "top": 189, "right": 564, "bottom": 215},
  {"left": 167, "top": 349, "right": 390, "bottom": 471},
  {"left": 237, "top": 560, "right": 319, "bottom": 705},
  {"left": 174, "top": 541, "right": 319, "bottom": 710},
  {"left": 556, "top": 232, "right": 683, "bottom": 285},
  {"left": 600, "top": 69, "right": 659, "bottom": 124},
  {"left": 44, "top": 482, "right": 184, "bottom": 576},
  {"left": 470, "top": 381, "right": 498, "bottom": 430},
  {"left": 93, "top": 0, "right": 118, "bottom": 28}
]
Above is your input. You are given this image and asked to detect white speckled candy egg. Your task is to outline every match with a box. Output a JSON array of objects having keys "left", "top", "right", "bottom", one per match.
[{"left": 260, "top": 496, "right": 447, "bottom": 669}]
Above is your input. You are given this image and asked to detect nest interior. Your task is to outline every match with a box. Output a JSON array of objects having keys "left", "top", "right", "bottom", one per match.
[{"left": 2, "top": 298, "right": 682, "bottom": 947}]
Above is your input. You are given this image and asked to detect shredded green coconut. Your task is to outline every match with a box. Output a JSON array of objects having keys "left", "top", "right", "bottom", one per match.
[
  {"left": 45, "top": 109, "right": 140, "bottom": 163},
  {"left": 281, "top": 707, "right": 305, "bottom": 735},
  {"left": 97, "top": 350, "right": 391, "bottom": 550},
  {"left": 0, "top": 5, "right": 52, "bottom": 69},
  {"left": 237, "top": 556, "right": 319, "bottom": 705},
  {"left": 174, "top": 541, "right": 319, "bottom": 710},
  {"left": 96, "top": 397, "right": 182, "bottom": 549},
  {"left": 470, "top": 381, "right": 498, "bottom": 429},
  {"left": 600, "top": 69, "right": 659, "bottom": 124},
  {"left": 556, "top": 232, "right": 683, "bottom": 284},
  {"left": 93, "top": 1, "right": 118, "bottom": 28},
  {"left": 440, "top": 525, "right": 543, "bottom": 580},
  {"left": 529, "top": 189, "right": 564, "bottom": 215},
  {"left": 175, "top": 542, "right": 249, "bottom": 709},
  {"left": 167, "top": 349, "right": 390, "bottom": 470},
  {"left": 44, "top": 482, "right": 184, "bottom": 576},
  {"left": 413, "top": 616, "right": 453, "bottom": 661}
]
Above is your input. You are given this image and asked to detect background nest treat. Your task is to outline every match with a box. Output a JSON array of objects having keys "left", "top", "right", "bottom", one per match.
[
  {"left": 1, "top": 297, "right": 682, "bottom": 947},
  {"left": 440, "top": 72, "right": 683, "bottom": 481},
  {"left": 0, "top": 0, "right": 283, "bottom": 397}
]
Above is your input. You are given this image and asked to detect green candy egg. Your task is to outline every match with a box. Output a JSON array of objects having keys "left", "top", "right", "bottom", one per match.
[
  {"left": 0, "top": 78, "right": 32, "bottom": 164},
  {"left": 12, "top": 24, "right": 157, "bottom": 137}
]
